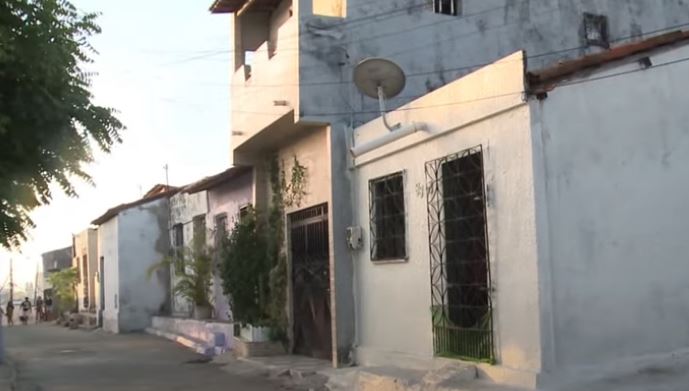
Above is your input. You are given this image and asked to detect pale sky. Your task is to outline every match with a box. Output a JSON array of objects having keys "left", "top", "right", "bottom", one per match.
[{"left": 0, "top": 1, "right": 231, "bottom": 288}]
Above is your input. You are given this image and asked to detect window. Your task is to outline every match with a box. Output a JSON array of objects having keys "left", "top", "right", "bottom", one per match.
[
  {"left": 214, "top": 213, "right": 228, "bottom": 245},
  {"left": 172, "top": 224, "right": 184, "bottom": 249},
  {"left": 432, "top": 0, "right": 460, "bottom": 16},
  {"left": 313, "top": 0, "right": 346, "bottom": 17},
  {"left": 193, "top": 214, "right": 206, "bottom": 248},
  {"left": 172, "top": 224, "right": 184, "bottom": 273},
  {"left": 369, "top": 172, "right": 406, "bottom": 261},
  {"left": 583, "top": 13, "right": 609, "bottom": 48}
]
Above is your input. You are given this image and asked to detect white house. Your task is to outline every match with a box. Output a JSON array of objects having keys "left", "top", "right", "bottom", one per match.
[
  {"left": 350, "top": 31, "right": 689, "bottom": 389},
  {"left": 210, "top": 0, "right": 689, "bottom": 367},
  {"left": 92, "top": 185, "right": 177, "bottom": 333}
]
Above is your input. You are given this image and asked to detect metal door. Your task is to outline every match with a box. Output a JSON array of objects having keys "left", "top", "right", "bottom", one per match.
[{"left": 289, "top": 204, "right": 332, "bottom": 360}]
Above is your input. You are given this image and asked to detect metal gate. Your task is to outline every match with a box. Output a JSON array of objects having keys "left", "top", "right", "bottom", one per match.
[
  {"left": 425, "top": 145, "right": 494, "bottom": 362},
  {"left": 289, "top": 204, "right": 332, "bottom": 360}
]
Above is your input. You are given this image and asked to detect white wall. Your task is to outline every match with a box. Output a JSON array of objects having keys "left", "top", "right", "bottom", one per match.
[
  {"left": 116, "top": 198, "right": 171, "bottom": 332},
  {"left": 207, "top": 170, "right": 253, "bottom": 321},
  {"left": 99, "top": 218, "right": 119, "bottom": 333},
  {"left": 352, "top": 52, "right": 543, "bottom": 388},
  {"left": 531, "top": 43, "right": 689, "bottom": 374}
]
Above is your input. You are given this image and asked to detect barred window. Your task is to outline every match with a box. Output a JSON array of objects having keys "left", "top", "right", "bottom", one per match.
[
  {"left": 432, "top": 0, "right": 460, "bottom": 16},
  {"left": 369, "top": 172, "right": 406, "bottom": 261}
]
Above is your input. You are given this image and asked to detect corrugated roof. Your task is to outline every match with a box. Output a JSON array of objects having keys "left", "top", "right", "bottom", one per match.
[
  {"left": 91, "top": 185, "right": 179, "bottom": 226},
  {"left": 528, "top": 30, "right": 689, "bottom": 94},
  {"left": 183, "top": 166, "right": 252, "bottom": 194}
]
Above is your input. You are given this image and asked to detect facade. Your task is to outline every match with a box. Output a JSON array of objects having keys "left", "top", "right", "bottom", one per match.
[
  {"left": 41, "top": 246, "right": 73, "bottom": 291},
  {"left": 185, "top": 166, "right": 254, "bottom": 321},
  {"left": 169, "top": 189, "right": 209, "bottom": 317},
  {"left": 350, "top": 32, "right": 689, "bottom": 388},
  {"left": 211, "top": 0, "right": 689, "bottom": 367},
  {"left": 92, "top": 185, "right": 176, "bottom": 333},
  {"left": 72, "top": 229, "right": 98, "bottom": 314}
]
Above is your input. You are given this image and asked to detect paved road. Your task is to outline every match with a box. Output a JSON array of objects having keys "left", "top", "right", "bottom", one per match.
[{"left": 5, "top": 324, "right": 283, "bottom": 390}]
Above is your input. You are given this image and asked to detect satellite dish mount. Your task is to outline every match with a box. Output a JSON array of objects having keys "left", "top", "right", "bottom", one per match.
[{"left": 353, "top": 58, "right": 407, "bottom": 131}]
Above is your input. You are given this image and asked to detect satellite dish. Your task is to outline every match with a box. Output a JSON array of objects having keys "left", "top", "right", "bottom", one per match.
[{"left": 353, "top": 58, "right": 406, "bottom": 99}]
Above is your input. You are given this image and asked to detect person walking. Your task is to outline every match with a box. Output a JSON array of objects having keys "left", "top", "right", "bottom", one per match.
[
  {"left": 20, "top": 297, "right": 31, "bottom": 325},
  {"left": 5, "top": 302, "right": 14, "bottom": 326},
  {"left": 35, "top": 296, "right": 44, "bottom": 324},
  {"left": 44, "top": 296, "right": 53, "bottom": 321}
]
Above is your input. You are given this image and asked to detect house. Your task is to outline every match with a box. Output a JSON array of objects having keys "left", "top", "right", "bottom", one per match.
[
  {"left": 91, "top": 184, "right": 178, "bottom": 333},
  {"left": 40, "top": 246, "right": 73, "bottom": 312},
  {"left": 209, "top": 0, "right": 689, "bottom": 367},
  {"left": 72, "top": 229, "right": 99, "bottom": 325},
  {"left": 184, "top": 166, "right": 254, "bottom": 321},
  {"left": 349, "top": 31, "right": 689, "bottom": 389},
  {"left": 168, "top": 187, "right": 209, "bottom": 317}
]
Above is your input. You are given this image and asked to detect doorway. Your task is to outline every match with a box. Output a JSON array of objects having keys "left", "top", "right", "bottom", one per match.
[{"left": 289, "top": 204, "right": 332, "bottom": 360}]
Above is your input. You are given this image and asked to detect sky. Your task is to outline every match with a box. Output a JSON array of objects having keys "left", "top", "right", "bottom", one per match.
[{"left": 0, "top": 0, "right": 232, "bottom": 290}]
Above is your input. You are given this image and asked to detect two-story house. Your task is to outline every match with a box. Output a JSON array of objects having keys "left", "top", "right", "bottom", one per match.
[{"left": 210, "top": 0, "right": 689, "bottom": 371}]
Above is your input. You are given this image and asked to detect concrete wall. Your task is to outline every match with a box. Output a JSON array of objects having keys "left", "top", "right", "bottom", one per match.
[
  {"left": 116, "top": 198, "right": 171, "bottom": 332},
  {"left": 530, "top": 42, "right": 689, "bottom": 376},
  {"left": 352, "top": 52, "right": 542, "bottom": 388},
  {"left": 231, "top": 0, "right": 300, "bottom": 152},
  {"left": 298, "top": 0, "right": 689, "bottom": 127},
  {"left": 207, "top": 169, "right": 253, "bottom": 321},
  {"left": 169, "top": 190, "right": 209, "bottom": 316},
  {"left": 99, "top": 218, "right": 119, "bottom": 333}
]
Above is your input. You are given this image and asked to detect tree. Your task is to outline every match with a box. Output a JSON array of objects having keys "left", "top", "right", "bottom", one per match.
[
  {"left": 47, "top": 267, "right": 79, "bottom": 314},
  {"left": 0, "top": 0, "right": 124, "bottom": 248},
  {"left": 219, "top": 208, "right": 271, "bottom": 326}
]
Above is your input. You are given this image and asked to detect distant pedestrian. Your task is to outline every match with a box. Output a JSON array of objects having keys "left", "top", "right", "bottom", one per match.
[
  {"left": 5, "top": 301, "right": 14, "bottom": 326},
  {"left": 44, "top": 296, "right": 53, "bottom": 321},
  {"left": 20, "top": 297, "right": 31, "bottom": 325},
  {"left": 35, "top": 296, "right": 44, "bottom": 324}
]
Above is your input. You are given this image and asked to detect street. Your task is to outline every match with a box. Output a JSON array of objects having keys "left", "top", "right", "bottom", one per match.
[{"left": 5, "top": 324, "right": 284, "bottom": 391}]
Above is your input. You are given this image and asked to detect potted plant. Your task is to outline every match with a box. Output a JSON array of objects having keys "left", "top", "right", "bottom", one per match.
[{"left": 149, "top": 243, "right": 214, "bottom": 320}]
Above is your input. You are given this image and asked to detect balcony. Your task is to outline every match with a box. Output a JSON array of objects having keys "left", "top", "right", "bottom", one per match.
[{"left": 224, "top": 0, "right": 300, "bottom": 157}]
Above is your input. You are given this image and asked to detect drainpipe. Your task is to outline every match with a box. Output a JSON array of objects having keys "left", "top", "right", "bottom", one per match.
[{"left": 350, "top": 86, "right": 427, "bottom": 157}]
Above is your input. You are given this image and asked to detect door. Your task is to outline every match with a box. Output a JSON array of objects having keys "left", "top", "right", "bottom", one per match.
[
  {"left": 426, "top": 146, "right": 494, "bottom": 362},
  {"left": 289, "top": 204, "right": 332, "bottom": 360},
  {"left": 99, "top": 256, "right": 105, "bottom": 325}
]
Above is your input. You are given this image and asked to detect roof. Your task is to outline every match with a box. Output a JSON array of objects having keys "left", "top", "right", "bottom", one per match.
[
  {"left": 91, "top": 184, "right": 179, "bottom": 226},
  {"left": 528, "top": 30, "right": 689, "bottom": 94},
  {"left": 183, "top": 166, "right": 252, "bottom": 194},
  {"left": 210, "top": 0, "right": 282, "bottom": 14}
]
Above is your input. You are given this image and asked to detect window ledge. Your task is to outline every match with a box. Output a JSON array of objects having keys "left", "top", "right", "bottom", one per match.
[{"left": 371, "top": 258, "right": 408, "bottom": 265}]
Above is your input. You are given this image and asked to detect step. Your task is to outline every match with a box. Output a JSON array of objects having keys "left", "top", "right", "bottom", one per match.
[
  {"left": 151, "top": 317, "right": 227, "bottom": 347},
  {"left": 145, "top": 327, "right": 215, "bottom": 356}
]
